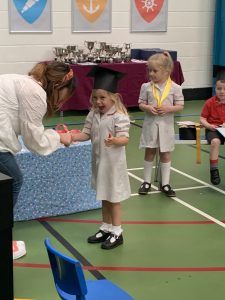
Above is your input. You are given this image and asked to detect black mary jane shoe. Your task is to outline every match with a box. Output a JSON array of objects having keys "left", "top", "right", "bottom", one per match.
[
  {"left": 138, "top": 182, "right": 151, "bottom": 195},
  {"left": 161, "top": 184, "right": 176, "bottom": 197},
  {"left": 87, "top": 230, "right": 111, "bottom": 244},
  {"left": 101, "top": 233, "right": 123, "bottom": 250},
  {"left": 210, "top": 169, "right": 221, "bottom": 185}
]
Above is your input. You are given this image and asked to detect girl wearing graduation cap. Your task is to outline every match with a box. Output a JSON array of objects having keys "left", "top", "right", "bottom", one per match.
[
  {"left": 200, "top": 68, "right": 225, "bottom": 185},
  {"left": 71, "top": 66, "right": 131, "bottom": 250}
]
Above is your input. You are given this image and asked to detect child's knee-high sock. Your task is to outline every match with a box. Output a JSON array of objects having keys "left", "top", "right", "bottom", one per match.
[
  {"left": 144, "top": 160, "right": 154, "bottom": 183},
  {"left": 160, "top": 161, "right": 171, "bottom": 186}
]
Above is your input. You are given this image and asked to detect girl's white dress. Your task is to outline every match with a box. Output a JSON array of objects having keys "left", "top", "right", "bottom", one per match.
[
  {"left": 139, "top": 81, "right": 184, "bottom": 152},
  {"left": 82, "top": 105, "right": 131, "bottom": 203}
]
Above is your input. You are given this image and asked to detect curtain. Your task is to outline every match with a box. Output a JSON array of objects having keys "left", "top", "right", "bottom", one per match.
[{"left": 213, "top": 0, "right": 225, "bottom": 76}]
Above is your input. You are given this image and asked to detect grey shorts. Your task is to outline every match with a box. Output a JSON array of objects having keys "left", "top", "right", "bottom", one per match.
[{"left": 205, "top": 129, "right": 225, "bottom": 144}]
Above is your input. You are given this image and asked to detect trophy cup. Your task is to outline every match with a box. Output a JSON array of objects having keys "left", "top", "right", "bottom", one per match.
[
  {"left": 84, "top": 41, "right": 96, "bottom": 61},
  {"left": 66, "top": 46, "right": 74, "bottom": 63},
  {"left": 111, "top": 46, "right": 118, "bottom": 62},
  {"left": 61, "top": 48, "right": 68, "bottom": 63},
  {"left": 99, "top": 42, "right": 106, "bottom": 54},
  {"left": 124, "top": 43, "right": 132, "bottom": 61},
  {"left": 77, "top": 49, "right": 86, "bottom": 63},
  {"left": 94, "top": 48, "right": 101, "bottom": 63},
  {"left": 106, "top": 44, "right": 114, "bottom": 63},
  {"left": 53, "top": 47, "right": 64, "bottom": 62},
  {"left": 69, "top": 45, "right": 79, "bottom": 64},
  {"left": 124, "top": 43, "right": 131, "bottom": 52},
  {"left": 116, "top": 47, "right": 123, "bottom": 63}
]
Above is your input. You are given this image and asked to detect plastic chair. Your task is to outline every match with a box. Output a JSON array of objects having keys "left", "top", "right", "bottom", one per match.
[{"left": 44, "top": 239, "right": 134, "bottom": 300}]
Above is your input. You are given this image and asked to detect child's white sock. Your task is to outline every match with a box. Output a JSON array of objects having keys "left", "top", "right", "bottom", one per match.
[
  {"left": 160, "top": 161, "right": 171, "bottom": 186},
  {"left": 144, "top": 160, "right": 154, "bottom": 183},
  {"left": 111, "top": 225, "right": 123, "bottom": 236},
  {"left": 100, "top": 222, "right": 112, "bottom": 232}
]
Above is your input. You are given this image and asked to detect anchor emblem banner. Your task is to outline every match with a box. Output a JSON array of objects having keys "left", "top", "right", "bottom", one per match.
[
  {"left": 9, "top": 0, "right": 52, "bottom": 32},
  {"left": 131, "top": 0, "right": 168, "bottom": 32},
  {"left": 72, "top": 0, "right": 111, "bottom": 32}
]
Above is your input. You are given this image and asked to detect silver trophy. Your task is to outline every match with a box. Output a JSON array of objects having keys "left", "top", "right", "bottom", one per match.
[
  {"left": 85, "top": 41, "right": 95, "bottom": 54},
  {"left": 84, "top": 41, "right": 96, "bottom": 62},
  {"left": 53, "top": 47, "right": 64, "bottom": 61},
  {"left": 124, "top": 43, "right": 132, "bottom": 61}
]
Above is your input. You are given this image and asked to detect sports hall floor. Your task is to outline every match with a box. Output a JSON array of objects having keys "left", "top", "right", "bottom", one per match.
[{"left": 13, "top": 100, "right": 225, "bottom": 300}]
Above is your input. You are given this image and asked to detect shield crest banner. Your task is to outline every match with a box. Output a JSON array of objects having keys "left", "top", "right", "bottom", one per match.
[
  {"left": 13, "top": 0, "right": 47, "bottom": 24},
  {"left": 75, "top": 0, "right": 108, "bottom": 23},
  {"left": 131, "top": 0, "right": 168, "bottom": 32},
  {"left": 72, "top": 0, "right": 112, "bottom": 32},
  {"left": 9, "top": 0, "right": 52, "bottom": 32}
]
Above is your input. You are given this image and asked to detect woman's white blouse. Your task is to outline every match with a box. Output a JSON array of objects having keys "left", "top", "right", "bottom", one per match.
[{"left": 0, "top": 74, "right": 61, "bottom": 155}]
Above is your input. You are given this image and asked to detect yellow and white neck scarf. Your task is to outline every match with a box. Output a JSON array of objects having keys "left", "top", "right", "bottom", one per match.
[{"left": 152, "top": 77, "right": 172, "bottom": 107}]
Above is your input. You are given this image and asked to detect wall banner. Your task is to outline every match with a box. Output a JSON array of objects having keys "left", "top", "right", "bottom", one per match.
[
  {"left": 131, "top": 0, "right": 168, "bottom": 32},
  {"left": 72, "top": 0, "right": 112, "bottom": 32},
  {"left": 9, "top": 0, "right": 52, "bottom": 33}
]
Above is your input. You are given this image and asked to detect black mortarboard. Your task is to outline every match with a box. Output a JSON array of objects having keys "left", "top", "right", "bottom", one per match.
[
  {"left": 213, "top": 65, "right": 225, "bottom": 81},
  {"left": 87, "top": 65, "right": 125, "bottom": 93}
]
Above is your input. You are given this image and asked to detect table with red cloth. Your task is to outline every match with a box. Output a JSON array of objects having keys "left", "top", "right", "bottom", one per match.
[{"left": 61, "top": 61, "right": 184, "bottom": 111}]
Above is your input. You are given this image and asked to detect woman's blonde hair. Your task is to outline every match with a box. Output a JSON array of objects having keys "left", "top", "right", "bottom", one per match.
[
  {"left": 147, "top": 51, "right": 174, "bottom": 75},
  {"left": 90, "top": 91, "right": 129, "bottom": 116},
  {"left": 29, "top": 61, "right": 76, "bottom": 117}
]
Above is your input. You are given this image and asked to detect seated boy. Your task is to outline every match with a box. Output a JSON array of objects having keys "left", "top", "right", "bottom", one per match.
[{"left": 200, "top": 69, "right": 225, "bottom": 185}]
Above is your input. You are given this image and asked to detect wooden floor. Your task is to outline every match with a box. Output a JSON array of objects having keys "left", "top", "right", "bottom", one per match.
[{"left": 13, "top": 100, "right": 225, "bottom": 300}]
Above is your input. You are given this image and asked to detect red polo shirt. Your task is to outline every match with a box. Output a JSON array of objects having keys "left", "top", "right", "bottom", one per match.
[{"left": 201, "top": 96, "right": 225, "bottom": 126}]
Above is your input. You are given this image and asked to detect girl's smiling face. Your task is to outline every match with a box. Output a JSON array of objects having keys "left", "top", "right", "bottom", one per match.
[{"left": 91, "top": 89, "right": 114, "bottom": 114}]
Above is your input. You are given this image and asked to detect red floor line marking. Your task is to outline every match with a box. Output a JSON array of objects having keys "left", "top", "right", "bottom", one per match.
[
  {"left": 39, "top": 218, "right": 225, "bottom": 225},
  {"left": 13, "top": 262, "right": 225, "bottom": 272},
  {"left": 39, "top": 218, "right": 101, "bottom": 224},
  {"left": 14, "top": 262, "right": 50, "bottom": 268}
]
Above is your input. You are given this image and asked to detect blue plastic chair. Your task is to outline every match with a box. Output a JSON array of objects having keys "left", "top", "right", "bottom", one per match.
[{"left": 44, "top": 239, "right": 134, "bottom": 300}]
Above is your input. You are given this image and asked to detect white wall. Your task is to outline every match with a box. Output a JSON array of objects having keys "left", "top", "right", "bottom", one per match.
[{"left": 0, "top": 0, "right": 215, "bottom": 89}]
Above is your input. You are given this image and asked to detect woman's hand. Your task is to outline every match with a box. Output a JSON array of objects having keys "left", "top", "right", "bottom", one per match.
[{"left": 59, "top": 132, "right": 72, "bottom": 147}]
